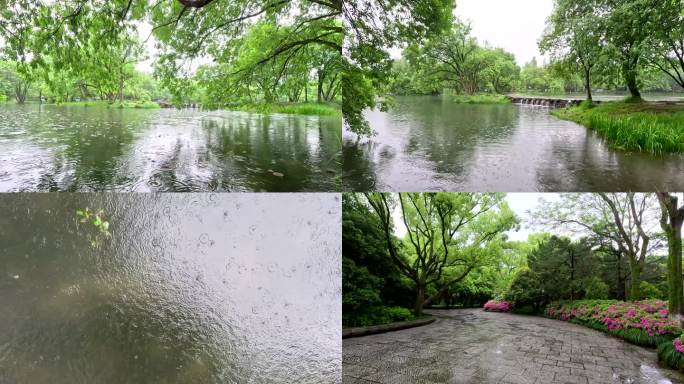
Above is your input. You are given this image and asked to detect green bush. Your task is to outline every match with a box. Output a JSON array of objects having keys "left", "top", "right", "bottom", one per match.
[
  {"left": 505, "top": 269, "right": 545, "bottom": 312},
  {"left": 343, "top": 305, "right": 416, "bottom": 327},
  {"left": 639, "top": 281, "right": 664, "bottom": 300},
  {"left": 585, "top": 277, "right": 609, "bottom": 299},
  {"left": 658, "top": 341, "right": 684, "bottom": 371}
]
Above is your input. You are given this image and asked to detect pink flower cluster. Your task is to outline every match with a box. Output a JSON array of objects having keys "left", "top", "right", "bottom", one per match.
[
  {"left": 546, "top": 300, "right": 681, "bottom": 337},
  {"left": 483, "top": 300, "right": 511, "bottom": 312},
  {"left": 674, "top": 336, "right": 684, "bottom": 353}
]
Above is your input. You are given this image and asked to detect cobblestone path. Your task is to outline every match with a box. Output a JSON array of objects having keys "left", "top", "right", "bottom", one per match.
[{"left": 342, "top": 309, "right": 684, "bottom": 384}]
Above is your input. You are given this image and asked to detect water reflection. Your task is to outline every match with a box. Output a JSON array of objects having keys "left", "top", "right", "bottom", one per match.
[
  {"left": 0, "top": 105, "right": 341, "bottom": 191},
  {"left": 0, "top": 193, "right": 341, "bottom": 383},
  {"left": 343, "top": 95, "right": 684, "bottom": 191}
]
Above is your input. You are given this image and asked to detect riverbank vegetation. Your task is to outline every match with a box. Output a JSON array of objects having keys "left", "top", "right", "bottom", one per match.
[
  {"left": 343, "top": 192, "right": 684, "bottom": 370},
  {"left": 552, "top": 101, "right": 684, "bottom": 154},
  {"left": 0, "top": 1, "right": 342, "bottom": 116},
  {"left": 452, "top": 94, "right": 510, "bottom": 104}
]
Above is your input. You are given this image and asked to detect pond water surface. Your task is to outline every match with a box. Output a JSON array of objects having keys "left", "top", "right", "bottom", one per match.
[
  {"left": 0, "top": 193, "right": 341, "bottom": 384},
  {"left": 0, "top": 105, "right": 341, "bottom": 192},
  {"left": 343, "top": 96, "right": 684, "bottom": 191}
]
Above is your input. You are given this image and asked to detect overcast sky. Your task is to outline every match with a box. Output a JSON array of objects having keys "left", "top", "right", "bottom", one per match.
[
  {"left": 389, "top": 0, "right": 554, "bottom": 65},
  {"left": 455, "top": 0, "right": 553, "bottom": 65}
]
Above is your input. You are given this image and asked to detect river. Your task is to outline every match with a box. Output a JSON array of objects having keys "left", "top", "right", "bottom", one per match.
[
  {"left": 343, "top": 95, "right": 684, "bottom": 191},
  {"left": 0, "top": 104, "right": 341, "bottom": 192}
]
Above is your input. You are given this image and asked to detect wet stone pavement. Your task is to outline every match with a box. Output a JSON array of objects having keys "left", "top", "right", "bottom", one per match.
[{"left": 342, "top": 309, "right": 684, "bottom": 384}]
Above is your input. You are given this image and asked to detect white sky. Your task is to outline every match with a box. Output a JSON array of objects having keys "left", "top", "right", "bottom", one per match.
[
  {"left": 389, "top": 0, "right": 553, "bottom": 66},
  {"left": 455, "top": 0, "right": 553, "bottom": 65}
]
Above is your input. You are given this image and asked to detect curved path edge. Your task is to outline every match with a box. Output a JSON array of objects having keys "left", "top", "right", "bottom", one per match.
[{"left": 342, "top": 316, "right": 435, "bottom": 339}]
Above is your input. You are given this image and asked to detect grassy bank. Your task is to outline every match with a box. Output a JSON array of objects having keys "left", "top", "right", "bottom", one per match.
[
  {"left": 452, "top": 94, "right": 510, "bottom": 104},
  {"left": 226, "top": 102, "right": 341, "bottom": 116},
  {"left": 52, "top": 100, "right": 160, "bottom": 109},
  {"left": 552, "top": 100, "right": 684, "bottom": 154}
]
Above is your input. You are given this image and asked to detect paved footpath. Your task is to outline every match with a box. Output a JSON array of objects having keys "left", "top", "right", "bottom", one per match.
[{"left": 343, "top": 309, "right": 684, "bottom": 384}]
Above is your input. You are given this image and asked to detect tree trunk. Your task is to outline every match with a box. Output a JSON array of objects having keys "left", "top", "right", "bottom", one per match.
[
  {"left": 584, "top": 68, "right": 592, "bottom": 102},
  {"left": 658, "top": 193, "right": 684, "bottom": 323},
  {"left": 119, "top": 76, "right": 125, "bottom": 103},
  {"left": 667, "top": 226, "right": 683, "bottom": 319},
  {"left": 628, "top": 259, "right": 643, "bottom": 300},
  {"left": 317, "top": 72, "right": 324, "bottom": 103},
  {"left": 615, "top": 251, "right": 625, "bottom": 300},
  {"left": 414, "top": 284, "right": 425, "bottom": 316},
  {"left": 623, "top": 59, "right": 641, "bottom": 99}
]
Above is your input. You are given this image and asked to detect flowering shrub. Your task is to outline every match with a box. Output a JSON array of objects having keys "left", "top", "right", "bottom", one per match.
[
  {"left": 483, "top": 300, "right": 511, "bottom": 312},
  {"left": 675, "top": 335, "right": 684, "bottom": 353},
  {"left": 659, "top": 335, "right": 684, "bottom": 371},
  {"left": 546, "top": 300, "right": 681, "bottom": 347}
]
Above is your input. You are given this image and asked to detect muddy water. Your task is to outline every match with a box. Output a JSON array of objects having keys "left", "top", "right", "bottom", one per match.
[
  {"left": 0, "top": 105, "right": 341, "bottom": 192},
  {"left": 343, "top": 96, "right": 684, "bottom": 191},
  {"left": 0, "top": 193, "right": 341, "bottom": 384}
]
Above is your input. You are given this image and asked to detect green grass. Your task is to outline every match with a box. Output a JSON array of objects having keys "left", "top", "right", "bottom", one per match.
[
  {"left": 452, "top": 94, "right": 511, "bottom": 104},
  {"left": 51, "top": 100, "right": 161, "bottom": 109},
  {"left": 226, "top": 102, "right": 341, "bottom": 116},
  {"left": 552, "top": 99, "right": 684, "bottom": 155}
]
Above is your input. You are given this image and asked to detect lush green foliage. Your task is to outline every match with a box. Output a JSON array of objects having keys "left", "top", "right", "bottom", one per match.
[
  {"left": 342, "top": 195, "right": 415, "bottom": 327},
  {"left": 553, "top": 101, "right": 684, "bottom": 154},
  {"left": 505, "top": 269, "right": 545, "bottom": 312},
  {"left": 585, "top": 277, "right": 610, "bottom": 300}
]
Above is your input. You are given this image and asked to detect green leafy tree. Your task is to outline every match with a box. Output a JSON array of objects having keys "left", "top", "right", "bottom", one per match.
[
  {"left": 534, "top": 193, "right": 662, "bottom": 300},
  {"left": 540, "top": 0, "right": 604, "bottom": 101},
  {"left": 527, "top": 236, "right": 596, "bottom": 301},
  {"left": 364, "top": 192, "right": 517, "bottom": 316}
]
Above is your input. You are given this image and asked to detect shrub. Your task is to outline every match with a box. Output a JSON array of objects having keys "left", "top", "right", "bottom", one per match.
[
  {"left": 585, "top": 277, "right": 609, "bottom": 299},
  {"left": 639, "top": 281, "right": 664, "bottom": 300},
  {"left": 545, "top": 300, "right": 680, "bottom": 348},
  {"left": 483, "top": 300, "right": 511, "bottom": 312},
  {"left": 505, "top": 269, "right": 545, "bottom": 311},
  {"left": 658, "top": 336, "right": 684, "bottom": 371},
  {"left": 343, "top": 306, "right": 416, "bottom": 327}
]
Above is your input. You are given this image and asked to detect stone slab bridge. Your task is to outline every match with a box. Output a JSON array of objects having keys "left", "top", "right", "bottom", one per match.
[
  {"left": 507, "top": 96, "right": 586, "bottom": 108},
  {"left": 343, "top": 308, "right": 684, "bottom": 384}
]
